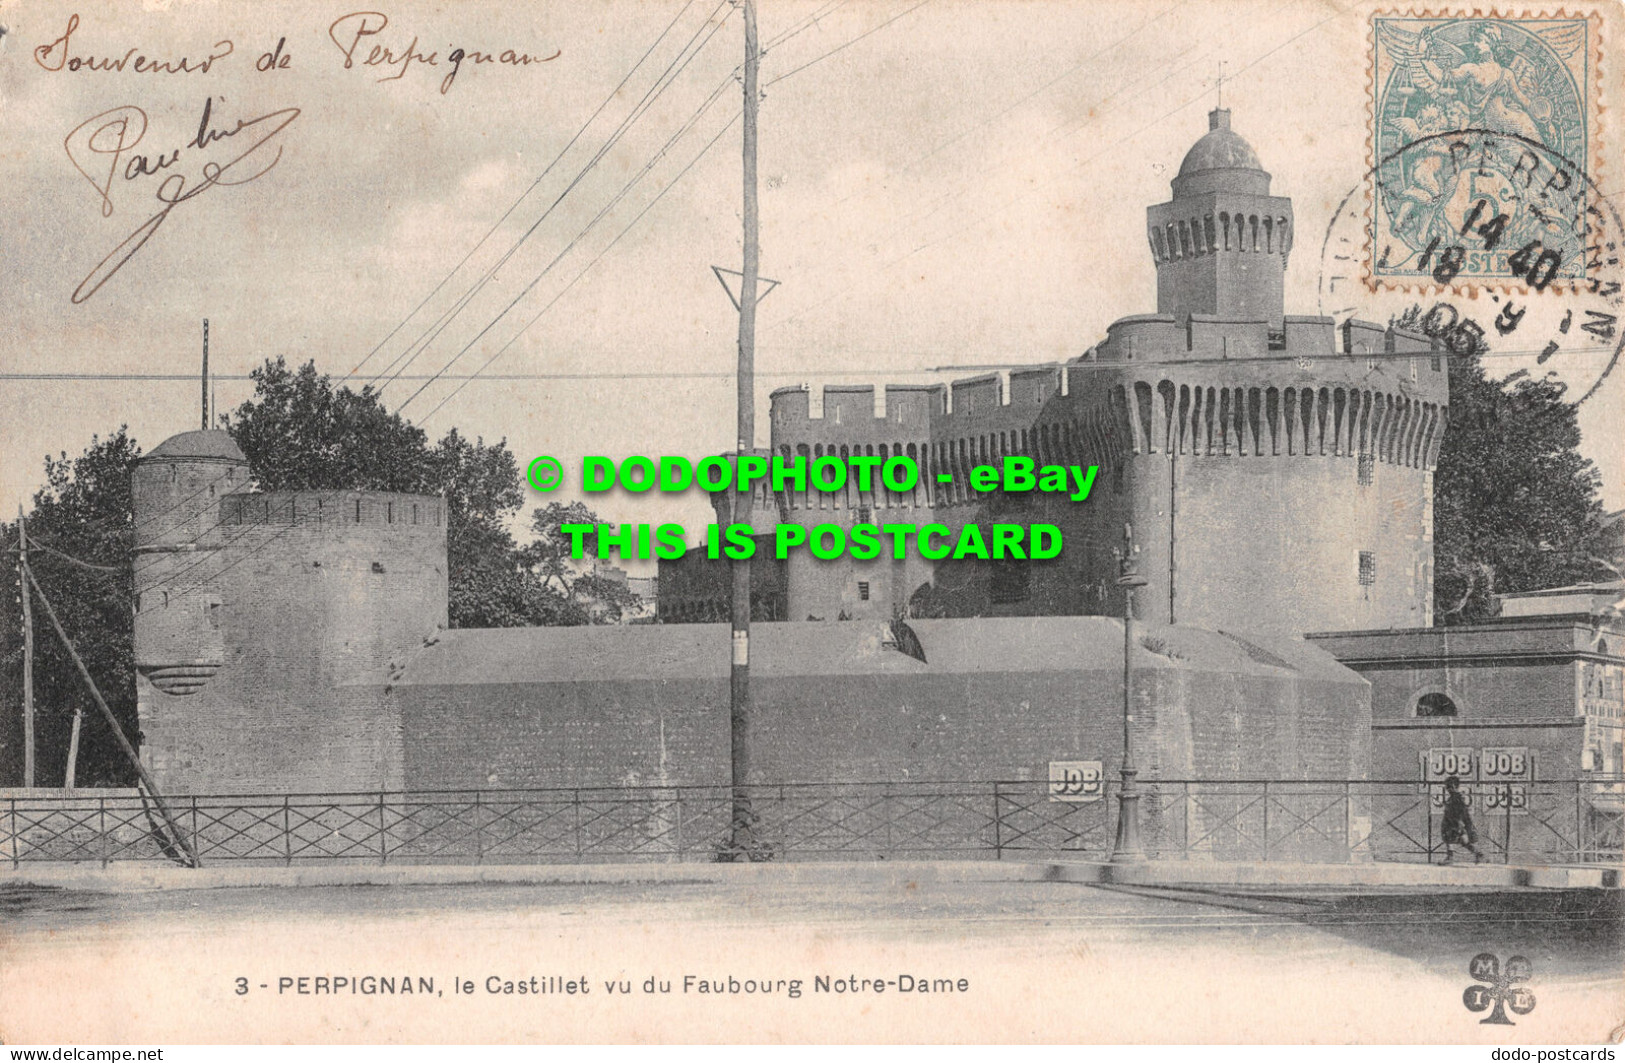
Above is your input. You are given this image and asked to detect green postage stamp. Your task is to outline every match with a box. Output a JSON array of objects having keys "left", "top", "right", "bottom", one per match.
[{"left": 1370, "top": 12, "right": 1602, "bottom": 291}]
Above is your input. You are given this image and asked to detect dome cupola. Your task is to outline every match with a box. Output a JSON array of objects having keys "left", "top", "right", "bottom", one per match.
[{"left": 1172, "top": 109, "right": 1272, "bottom": 197}]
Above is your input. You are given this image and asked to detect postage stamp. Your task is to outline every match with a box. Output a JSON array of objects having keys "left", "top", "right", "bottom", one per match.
[
  {"left": 6, "top": 0, "right": 1625, "bottom": 1047},
  {"left": 1369, "top": 12, "right": 1602, "bottom": 290}
]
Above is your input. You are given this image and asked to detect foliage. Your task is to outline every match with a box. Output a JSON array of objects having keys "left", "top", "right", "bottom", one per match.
[
  {"left": 1406, "top": 307, "right": 1612, "bottom": 623},
  {"left": 226, "top": 360, "right": 432, "bottom": 494},
  {"left": 225, "top": 359, "right": 587, "bottom": 629},
  {"left": 1, "top": 361, "right": 638, "bottom": 785},
  {"left": 1, "top": 430, "right": 143, "bottom": 787},
  {"left": 522, "top": 501, "right": 642, "bottom": 623}
]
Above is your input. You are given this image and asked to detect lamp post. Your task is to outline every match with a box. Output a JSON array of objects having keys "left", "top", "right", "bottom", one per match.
[{"left": 1111, "top": 522, "right": 1148, "bottom": 863}]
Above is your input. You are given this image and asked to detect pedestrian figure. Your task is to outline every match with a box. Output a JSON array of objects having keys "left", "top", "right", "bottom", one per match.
[{"left": 1441, "top": 775, "right": 1484, "bottom": 864}]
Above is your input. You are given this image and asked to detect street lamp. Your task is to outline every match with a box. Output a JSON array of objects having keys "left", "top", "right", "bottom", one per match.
[{"left": 1111, "top": 521, "right": 1149, "bottom": 863}]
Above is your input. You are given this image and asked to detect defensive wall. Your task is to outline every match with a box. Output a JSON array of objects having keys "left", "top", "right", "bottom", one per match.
[
  {"left": 127, "top": 433, "right": 1374, "bottom": 800},
  {"left": 111, "top": 437, "right": 1418, "bottom": 856},
  {"left": 373, "top": 617, "right": 1370, "bottom": 794},
  {"left": 756, "top": 314, "right": 1446, "bottom": 635}
]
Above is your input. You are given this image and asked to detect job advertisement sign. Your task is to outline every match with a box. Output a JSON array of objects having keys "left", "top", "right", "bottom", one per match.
[{"left": 1048, "top": 761, "right": 1104, "bottom": 803}]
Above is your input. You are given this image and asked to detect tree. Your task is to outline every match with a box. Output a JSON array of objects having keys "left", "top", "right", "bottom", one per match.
[
  {"left": 1, "top": 360, "right": 633, "bottom": 785},
  {"left": 224, "top": 358, "right": 570, "bottom": 629},
  {"left": 1408, "top": 306, "right": 1613, "bottom": 624},
  {"left": 523, "top": 501, "right": 643, "bottom": 623},
  {"left": 226, "top": 359, "right": 433, "bottom": 494},
  {"left": 1, "top": 430, "right": 143, "bottom": 787}
]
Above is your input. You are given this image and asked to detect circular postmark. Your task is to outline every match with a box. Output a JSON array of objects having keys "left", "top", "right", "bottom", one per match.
[{"left": 1319, "top": 128, "right": 1624, "bottom": 405}]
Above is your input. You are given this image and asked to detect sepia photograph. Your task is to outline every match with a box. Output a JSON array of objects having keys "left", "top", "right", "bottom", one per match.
[{"left": 0, "top": 0, "right": 1622, "bottom": 1046}]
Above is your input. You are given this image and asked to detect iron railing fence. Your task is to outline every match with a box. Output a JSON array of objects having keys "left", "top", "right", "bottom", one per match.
[{"left": 5, "top": 779, "right": 1622, "bottom": 868}]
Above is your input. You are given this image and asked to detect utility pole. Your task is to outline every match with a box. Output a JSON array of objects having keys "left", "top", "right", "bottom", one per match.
[
  {"left": 201, "top": 318, "right": 210, "bottom": 430},
  {"left": 22, "top": 565, "right": 198, "bottom": 866},
  {"left": 18, "top": 505, "right": 34, "bottom": 789},
  {"left": 64, "top": 705, "right": 82, "bottom": 789},
  {"left": 727, "top": 0, "right": 762, "bottom": 859}
]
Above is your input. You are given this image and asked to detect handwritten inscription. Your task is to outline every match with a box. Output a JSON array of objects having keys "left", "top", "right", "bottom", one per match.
[
  {"left": 328, "top": 11, "right": 561, "bottom": 95},
  {"left": 35, "top": 14, "right": 233, "bottom": 74},
  {"left": 33, "top": 12, "right": 558, "bottom": 94},
  {"left": 63, "top": 98, "right": 300, "bottom": 304}
]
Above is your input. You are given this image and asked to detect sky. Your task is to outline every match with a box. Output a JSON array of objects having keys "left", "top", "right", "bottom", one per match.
[{"left": 2, "top": 0, "right": 1621, "bottom": 560}]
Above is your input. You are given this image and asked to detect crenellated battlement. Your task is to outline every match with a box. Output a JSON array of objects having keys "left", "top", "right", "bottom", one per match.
[
  {"left": 1086, "top": 378, "right": 1447, "bottom": 467},
  {"left": 770, "top": 383, "right": 944, "bottom": 428},
  {"left": 216, "top": 490, "right": 443, "bottom": 530},
  {"left": 1092, "top": 313, "right": 1436, "bottom": 365},
  {"left": 763, "top": 308, "right": 1448, "bottom": 524}
]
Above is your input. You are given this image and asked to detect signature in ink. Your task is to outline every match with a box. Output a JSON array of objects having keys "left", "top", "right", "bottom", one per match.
[{"left": 63, "top": 97, "right": 300, "bottom": 304}]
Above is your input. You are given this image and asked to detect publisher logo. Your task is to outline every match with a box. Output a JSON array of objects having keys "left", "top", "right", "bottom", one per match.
[{"left": 1464, "top": 952, "right": 1535, "bottom": 1025}]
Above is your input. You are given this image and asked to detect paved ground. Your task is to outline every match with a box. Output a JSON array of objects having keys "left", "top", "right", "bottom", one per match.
[{"left": 1, "top": 873, "right": 1620, "bottom": 1043}]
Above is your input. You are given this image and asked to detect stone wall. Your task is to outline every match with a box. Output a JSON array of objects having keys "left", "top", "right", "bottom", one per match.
[{"left": 383, "top": 618, "right": 1370, "bottom": 791}]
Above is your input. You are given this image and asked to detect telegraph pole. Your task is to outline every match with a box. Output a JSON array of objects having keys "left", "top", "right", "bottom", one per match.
[
  {"left": 18, "top": 505, "right": 34, "bottom": 788},
  {"left": 22, "top": 565, "right": 198, "bottom": 865},
  {"left": 201, "top": 319, "right": 210, "bottom": 430},
  {"left": 64, "top": 705, "right": 82, "bottom": 789},
  {"left": 727, "top": 0, "right": 762, "bottom": 858}
]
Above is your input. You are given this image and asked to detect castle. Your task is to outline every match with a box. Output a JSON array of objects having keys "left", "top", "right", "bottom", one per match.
[
  {"left": 125, "top": 110, "right": 1473, "bottom": 799},
  {"left": 128, "top": 419, "right": 1374, "bottom": 798},
  {"left": 663, "top": 108, "right": 1450, "bottom": 636}
]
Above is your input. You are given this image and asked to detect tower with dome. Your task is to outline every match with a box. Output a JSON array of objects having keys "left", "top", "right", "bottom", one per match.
[{"left": 678, "top": 108, "right": 1452, "bottom": 638}]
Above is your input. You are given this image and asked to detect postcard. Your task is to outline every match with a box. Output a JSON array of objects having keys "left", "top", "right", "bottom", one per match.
[{"left": 1, "top": 0, "right": 1622, "bottom": 1045}]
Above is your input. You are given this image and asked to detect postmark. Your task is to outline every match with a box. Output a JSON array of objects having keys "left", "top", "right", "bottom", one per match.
[
  {"left": 1319, "top": 125, "right": 1624, "bottom": 405},
  {"left": 1369, "top": 13, "right": 1600, "bottom": 290}
]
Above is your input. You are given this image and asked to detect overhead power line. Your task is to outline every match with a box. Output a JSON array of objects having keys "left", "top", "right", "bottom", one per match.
[
  {"left": 6, "top": 537, "right": 126, "bottom": 574},
  {"left": 372, "top": 0, "right": 738, "bottom": 397},
  {"left": 410, "top": 0, "right": 987, "bottom": 421},
  {"left": 399, "top": 0, "right": 935, "bottom": 409},
  {"left": 138, "top": 489, "right": 362, "bottom": 599},
  {"left": 763, "top": 0, "right": 933, "bottom": 86},
  {"left": 417, "top": 111, "right": 747, "bottom": 424},
  {"left": 349, "top": 0, "right": 703, "bottom": 382},
  {"left": 761, "top": 0, "right": 848, "bottom": 52},
  {"left": 3, "top": 345, "right": 1617, "bottom": 386},
  {"left": 398, "top": 64, "right": 742, "bottom": 414}
]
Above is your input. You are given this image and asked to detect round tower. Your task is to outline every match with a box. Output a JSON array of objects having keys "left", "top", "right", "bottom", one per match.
[
  {"left": 1147, "top": 108, "right": 1294, "bottom": 328},
  {"left": 768, "top": 384, "right": 938, "bottom": 621},
  {"left": 1058, "top": 111, "right": 1445, "bottom": 636},
  {"left": 132, "top": 429, "right": 249, "bottom": 695}
]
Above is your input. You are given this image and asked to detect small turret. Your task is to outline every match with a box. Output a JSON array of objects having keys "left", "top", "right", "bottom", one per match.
[
  {"left": 1147, "top": 109, "right": 1293, "bottom": 330},
  {"left": 132, "top": 429, "right": 247, "bottom": 696}
]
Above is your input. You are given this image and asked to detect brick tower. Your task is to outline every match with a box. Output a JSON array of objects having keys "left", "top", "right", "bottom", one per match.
[{"left": 678, "top": 109, "right": 1449, "bottom": 638}]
